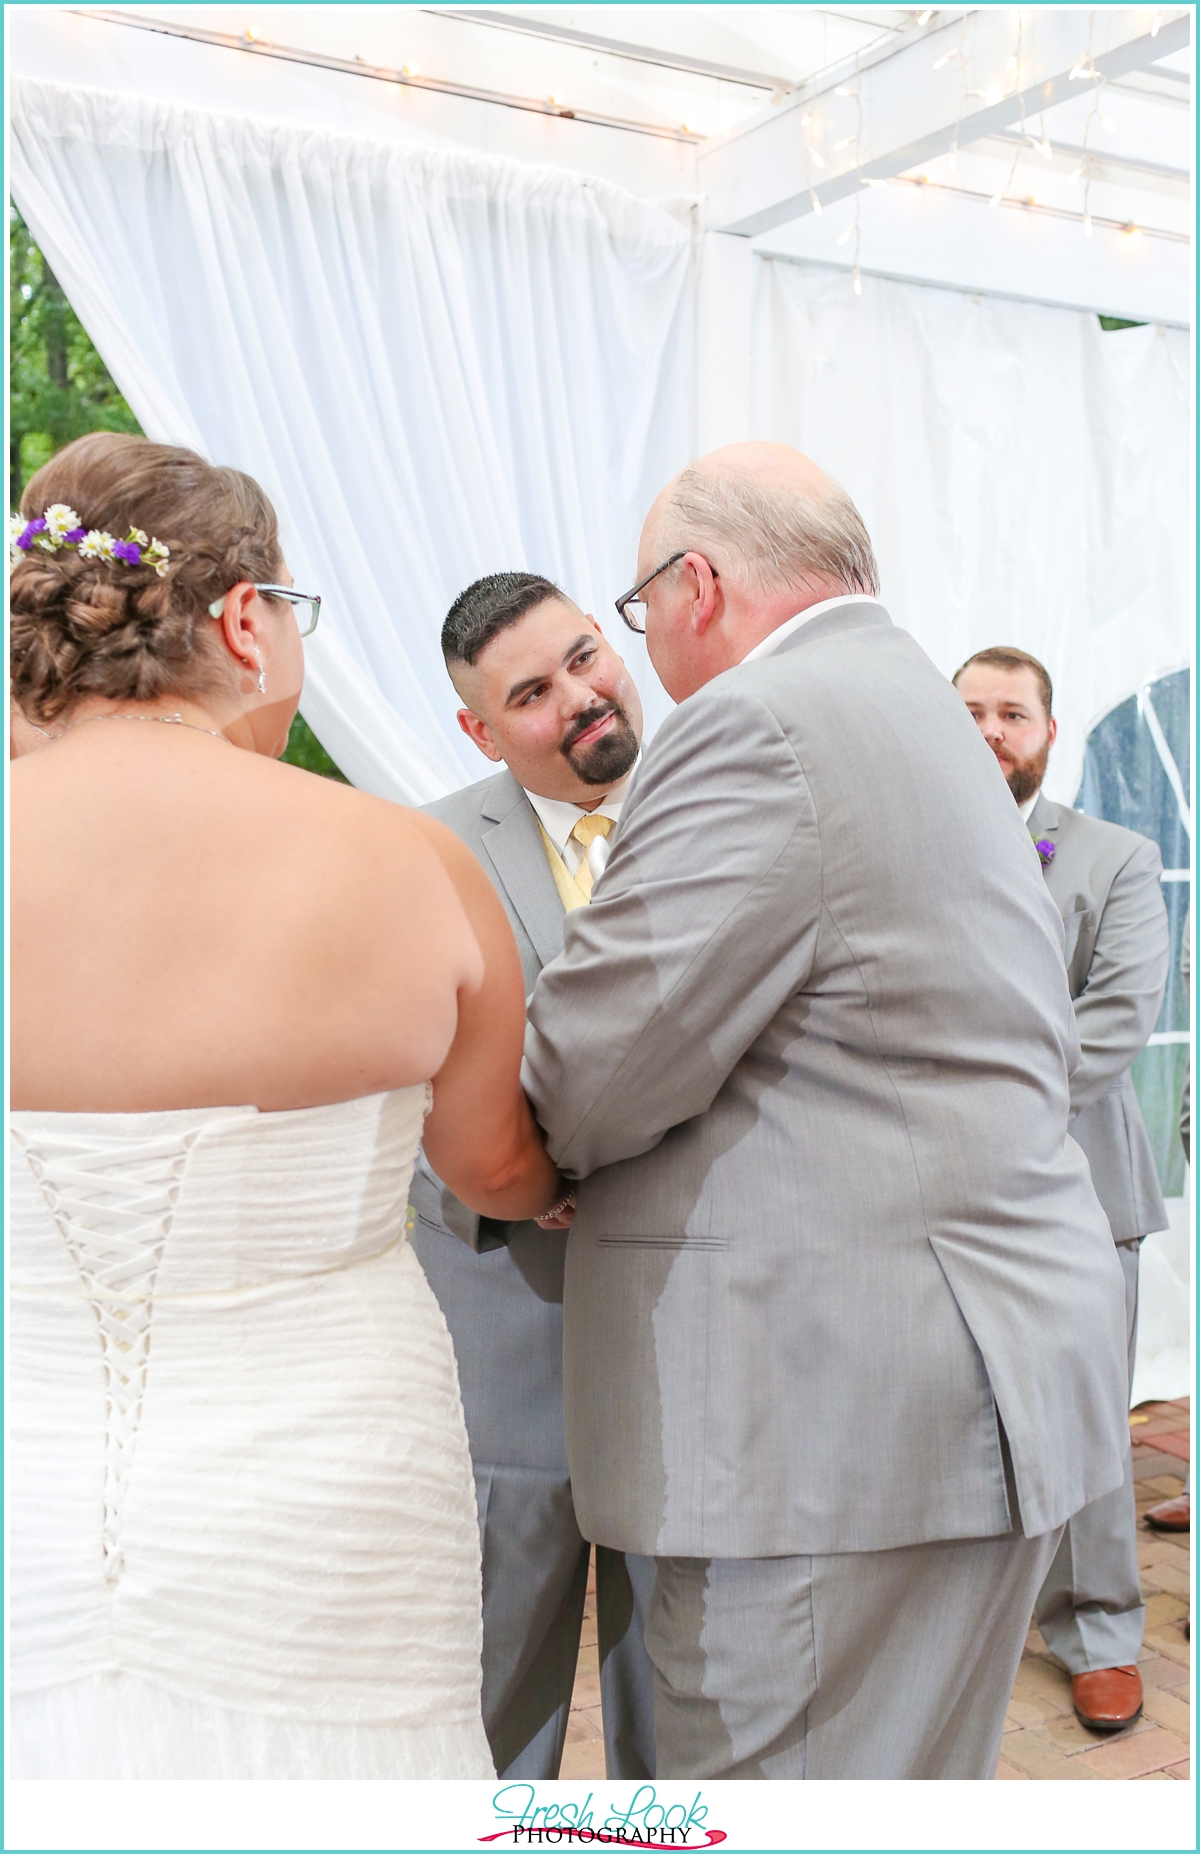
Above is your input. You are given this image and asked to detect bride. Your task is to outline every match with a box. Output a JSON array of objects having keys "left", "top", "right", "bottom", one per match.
[{"left": 9, "top": 432, "right": 564, "bottom": 1780}]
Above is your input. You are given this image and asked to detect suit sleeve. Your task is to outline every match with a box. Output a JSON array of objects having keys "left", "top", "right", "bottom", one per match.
[
  {"left": 1070, "top": 834, "right": 1169, "bottom": 1116},
  {"left": 523, "top": 683, "right": 821, "bottom": 1178}
]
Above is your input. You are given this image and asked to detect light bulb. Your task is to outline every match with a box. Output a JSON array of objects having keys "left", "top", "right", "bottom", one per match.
[
  {"left": 1084, "top": 211, "right": 1093, "bottom": 237},
  {"left": 948, "top": 142, "right": 957, "bottom": 172},
  {"left": 984, "top": 83, "right": 1004, "bottom": 105},
  {"left": 801, "top": 114, "right": 812, "bottom": 126},
  {"left": 243, "top": 25, "right": 258, "bottom": 40},
  {"left": 1039, "top": 138, "right": 1052, "bottom": 158},
  {"left": 811, "top": 193, "right": 823, "bottom": 215},
  {"left": 834, "top": 86, "right": 853, "bottom": 97},
  {"left": 932, "top": 51, "right": 952, "bottom": 69},
  {"left": 853, "top": 272, "right": 863, "bottom": 295},
  {"left": 917, "top": 6, "right": 934, "bottom": 22},
  {"left": 1071, "top": 163, "right": 1083, "bottom": 181},
  {"left": 989, "top": 191, "right": 1003, "bottom": 207},
  {"left": 810, "top": 151, "right": 825, "bottom": 168},
  {"left": 834, "top": 136, "right": 853, "bottom": 152},
  {"left": 1151, "top": 11, "right": 1163, "bottom": 33},
  {"left": 837, "top": 226, "right": 853, "bottom": 245},
  {"left": 1006, "top": 56, "right": 1017, "bottom": 72},
  {"left": 401, "top": 61, "right": 420, "bottom": 77},
  {"left": 1099, "top": 112, "right": 1115, "bottom": 131}
]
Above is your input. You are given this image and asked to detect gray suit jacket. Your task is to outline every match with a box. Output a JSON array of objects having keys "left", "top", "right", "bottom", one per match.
[
  {"left": 524, "top": 602, "right": 1128, "bottom": 1559},
  {"left": 409, "top": 768, "right": 571, "bottom": 1468},
  {"left": 1030, "top": 792, "right": 1169, "bottom": 1243}
]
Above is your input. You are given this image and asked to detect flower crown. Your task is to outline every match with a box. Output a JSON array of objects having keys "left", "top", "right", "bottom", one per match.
[{"left": 9, "top": 504, "right": 170, "bottom": 578}]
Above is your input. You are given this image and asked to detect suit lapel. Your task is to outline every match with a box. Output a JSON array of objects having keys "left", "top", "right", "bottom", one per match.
[
  {"left": 478, "top": 771, "right": 565, "bottom": 970},
  {"left": 1028, "top": 791, "right": 1060, "bottom": 837}
]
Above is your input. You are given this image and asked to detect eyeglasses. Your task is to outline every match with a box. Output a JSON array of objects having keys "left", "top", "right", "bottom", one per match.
[
  {"left": 208, "top": 584, "right": 322, "bottom": 637},
  {"left": 614, "top": 553, "right": 687, "bottom": 634}
]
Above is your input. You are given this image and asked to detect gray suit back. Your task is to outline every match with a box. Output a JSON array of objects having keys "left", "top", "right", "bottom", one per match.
[
  {"left": 524, "top": 603, "right": 1128, "bottom": 1560},
  {"left": 1029, "top": 792, "right": 1169, "bottom": 1242}
]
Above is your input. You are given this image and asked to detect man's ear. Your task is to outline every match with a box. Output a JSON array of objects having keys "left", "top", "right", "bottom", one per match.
[
  {"left": 684, "top": 551, "right": 720, "bottom": 638},
  {"left": 1047, "top": 715, "right": 1058, "bottom": 749},
  {"left": 457, "top": 707, "right": 503, "bottom": 763}
]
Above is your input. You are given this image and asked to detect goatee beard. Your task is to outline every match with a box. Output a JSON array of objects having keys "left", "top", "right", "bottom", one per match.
[
  {"left": 562, "top": 704, "right": 640, "bottom": 786},
  {"left": 1001, "top": 741, "right": 1051, "bottom": 806}
]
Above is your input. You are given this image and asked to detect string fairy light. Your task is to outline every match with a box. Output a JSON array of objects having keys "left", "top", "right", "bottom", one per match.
[{"left": 1067, "top": 12, "right": 1113, "bottom": 238}]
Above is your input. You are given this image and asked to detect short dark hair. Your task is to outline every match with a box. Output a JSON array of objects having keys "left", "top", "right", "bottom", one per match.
[
  {"left": 953, "top": 646, "right": 1053, "bottom": 719},
  {"left": 442, "top": 571, "right": 565, "bottom": 667}
]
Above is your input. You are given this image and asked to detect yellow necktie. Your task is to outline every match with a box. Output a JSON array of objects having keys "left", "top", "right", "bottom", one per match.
[
  {"left": 538, "top": 813, "right": 614, "bottom": 911},
  {"left": 569, "top": 814, "right": 614, "bottom": 902}
]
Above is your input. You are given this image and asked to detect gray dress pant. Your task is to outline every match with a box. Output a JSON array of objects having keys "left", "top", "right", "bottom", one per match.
[
  {"left": 413, "top": 1221, "right": 655, "bottom": 1780},
  {"left": 644, "top": 1520, "right": 1061, "bottom": 1779},
  {"left": 1035, "top": 1239, "right": 1145, "bottom": 1673}
]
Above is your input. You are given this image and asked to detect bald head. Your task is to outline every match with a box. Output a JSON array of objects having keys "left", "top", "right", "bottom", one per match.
[{"left": 643, "top": 442, "right": 877, "bottom": 601}]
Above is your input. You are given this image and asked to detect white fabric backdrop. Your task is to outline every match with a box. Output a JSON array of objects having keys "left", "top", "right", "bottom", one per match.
[
  {"left": 10, "top": 77, "right": 696, "bottom": 799},
  {"left": 751, "top": 259, "right": 1192, "bottom": 806}
]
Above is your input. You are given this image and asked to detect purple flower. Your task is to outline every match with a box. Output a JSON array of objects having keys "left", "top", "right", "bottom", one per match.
[
  {"left": 17, "top": 517, "right": 47, "bottom": 551},
  {"left": 1034, "top": 837, "right": 1056, "bottom": 866},
  {"left": 65, "top": 527, "right": 87, "bottom": 544},
  {"left": 111, "top": 540, "right": 143, "bottom": 565}
]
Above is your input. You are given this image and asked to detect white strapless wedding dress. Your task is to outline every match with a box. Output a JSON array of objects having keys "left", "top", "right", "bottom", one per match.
[{"left": 9, "top": 1086, "right": 495, "bottom": 1779}]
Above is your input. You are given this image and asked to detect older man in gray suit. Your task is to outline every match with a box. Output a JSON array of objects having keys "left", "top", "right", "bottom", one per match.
[
  {"left": 409, "top": 573, "right": 656, "bottom": 1780},
  {"left": 955, "top": 646, "right": 1169, "bottom": 1733},
  {"left": 522, "top": 443, "right": 1130, "bottom": 1780}
]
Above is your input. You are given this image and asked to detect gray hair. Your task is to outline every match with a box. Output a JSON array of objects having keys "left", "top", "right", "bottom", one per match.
[{"left": 654, "top": 464, "right": 879, "bottom": 599}]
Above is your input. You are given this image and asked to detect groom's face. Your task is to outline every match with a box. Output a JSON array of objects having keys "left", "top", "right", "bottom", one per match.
[{"left": 454, "top": 598, "right": 643, "bottom": 804}]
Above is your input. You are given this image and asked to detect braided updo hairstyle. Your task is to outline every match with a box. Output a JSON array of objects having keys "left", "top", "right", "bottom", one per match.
[{"left": 11, "top": 432, "right": 284, "bottom": 725}]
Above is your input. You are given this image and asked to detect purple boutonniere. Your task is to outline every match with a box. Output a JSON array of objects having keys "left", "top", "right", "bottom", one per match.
[{"left": 1034, "top": 837, "right": 1055, "bottom": 866}]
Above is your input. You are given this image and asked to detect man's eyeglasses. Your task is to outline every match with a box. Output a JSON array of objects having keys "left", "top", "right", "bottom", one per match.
[
  {"left": 208, "top": 584, "right": 322, "bottom": 637},
  {"left": 614, "top": 553, "right": 687, "bottom": 634}
]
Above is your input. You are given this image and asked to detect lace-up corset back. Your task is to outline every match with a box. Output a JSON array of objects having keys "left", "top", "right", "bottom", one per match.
[{"left": 8, "top": 1084, "right": 488, "bottom": 1736}]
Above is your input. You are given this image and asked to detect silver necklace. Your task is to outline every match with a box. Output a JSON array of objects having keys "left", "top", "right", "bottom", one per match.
[{"left": 53, "top": 711, "right": 229, "bottom": 743}]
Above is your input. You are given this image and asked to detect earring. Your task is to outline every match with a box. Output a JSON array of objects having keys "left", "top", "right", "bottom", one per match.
[{"left": 246, "top": 653, "right": 266, "bottom": 696}]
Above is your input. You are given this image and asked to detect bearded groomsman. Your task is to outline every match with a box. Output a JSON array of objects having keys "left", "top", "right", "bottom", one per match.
[
  {"left": 955, "top": 645, "right": 1170, "bottom": 1733},
  {"left": 408, "top": 573, "right": 655, "bottom": 1780}
]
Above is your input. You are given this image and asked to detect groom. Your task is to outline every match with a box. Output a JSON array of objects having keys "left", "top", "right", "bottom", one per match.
[
  {"left": 409, "top": 572, "right": 656, "bottom": 1781},
  {"left": 522, "top": 442, "right": 1131, "bottom": 1779}
]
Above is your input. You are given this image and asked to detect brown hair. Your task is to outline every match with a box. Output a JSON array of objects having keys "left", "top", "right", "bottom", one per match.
[
  {"left": 952, "top": 646, "right": 1053, "bottom": 719},
  {"left": 10, "top": 432, "right": 283, "bottom": 724}
]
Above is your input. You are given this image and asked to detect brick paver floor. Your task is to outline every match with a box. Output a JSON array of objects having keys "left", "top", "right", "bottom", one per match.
[{"left": 560, "top": 1397, "right": 1191, "bottom": 1781}]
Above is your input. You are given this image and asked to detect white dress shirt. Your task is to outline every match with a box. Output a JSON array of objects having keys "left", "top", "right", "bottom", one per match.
[
  {"left": 525, "top": 762, "right": 637, "bottom": 884},
  {"left": 740, "top": 595, "right": 889, "bottom": 665},
  {"left": 1019, "top": 789, "right": 1041, "bottom": 823}
]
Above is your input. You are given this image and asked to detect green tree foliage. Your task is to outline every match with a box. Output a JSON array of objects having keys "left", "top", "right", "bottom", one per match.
[
  {"left": 10, "top": 204, "right": 142, "bottom": 509},
  {"left": 283, "top": 714, "right": 348, "bottom": 783},
  {"left": 10, "top": 204, "right": 349, "bottom": 784}
]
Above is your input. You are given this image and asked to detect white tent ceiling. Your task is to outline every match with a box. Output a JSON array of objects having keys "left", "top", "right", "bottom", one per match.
[{"left": 11, "top": 5, "right": 1191, "bottom": 323}]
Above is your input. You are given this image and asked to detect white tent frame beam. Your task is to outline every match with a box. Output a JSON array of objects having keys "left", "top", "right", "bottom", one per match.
[{"left": 701, "top": 7, "right": 1192, "bottom": 236}]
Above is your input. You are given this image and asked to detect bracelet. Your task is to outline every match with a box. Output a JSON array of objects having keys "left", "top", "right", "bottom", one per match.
[{"left": 542, "top": 1189, "right": 577, "bottom": 1220}]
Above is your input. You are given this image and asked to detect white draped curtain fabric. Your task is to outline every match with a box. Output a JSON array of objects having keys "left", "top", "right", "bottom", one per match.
[
  {"left": 10, "top": 77, "right": 696, "bottom": 800},
  {"left": 750, "top": 258, "right": 1192, "bottom": 806}
]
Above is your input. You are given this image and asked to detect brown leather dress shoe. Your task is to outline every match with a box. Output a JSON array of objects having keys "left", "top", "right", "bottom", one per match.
[
  {"left": 1071, "top": 1665, "right": 1144, "bottom": 1732},
  {"left": 1144, "top": 1494, "right": 1190, "bottom": 1532}
]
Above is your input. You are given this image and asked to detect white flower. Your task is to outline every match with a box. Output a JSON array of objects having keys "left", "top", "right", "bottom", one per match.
[
  {"left": 9, "top": 513, "right": 26, "bottom": 564},
  {"left": 145, "top": 537, "right": 170, "bottom": 575},
  {"left": 78, "top": 529, "right": 115, "bottom": 562},
  {"left": 44, "top": 503, "right": 81, "bottom": 540},
  {"left": 129, "top": 528, "right": 149, "bottom": 548}
]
